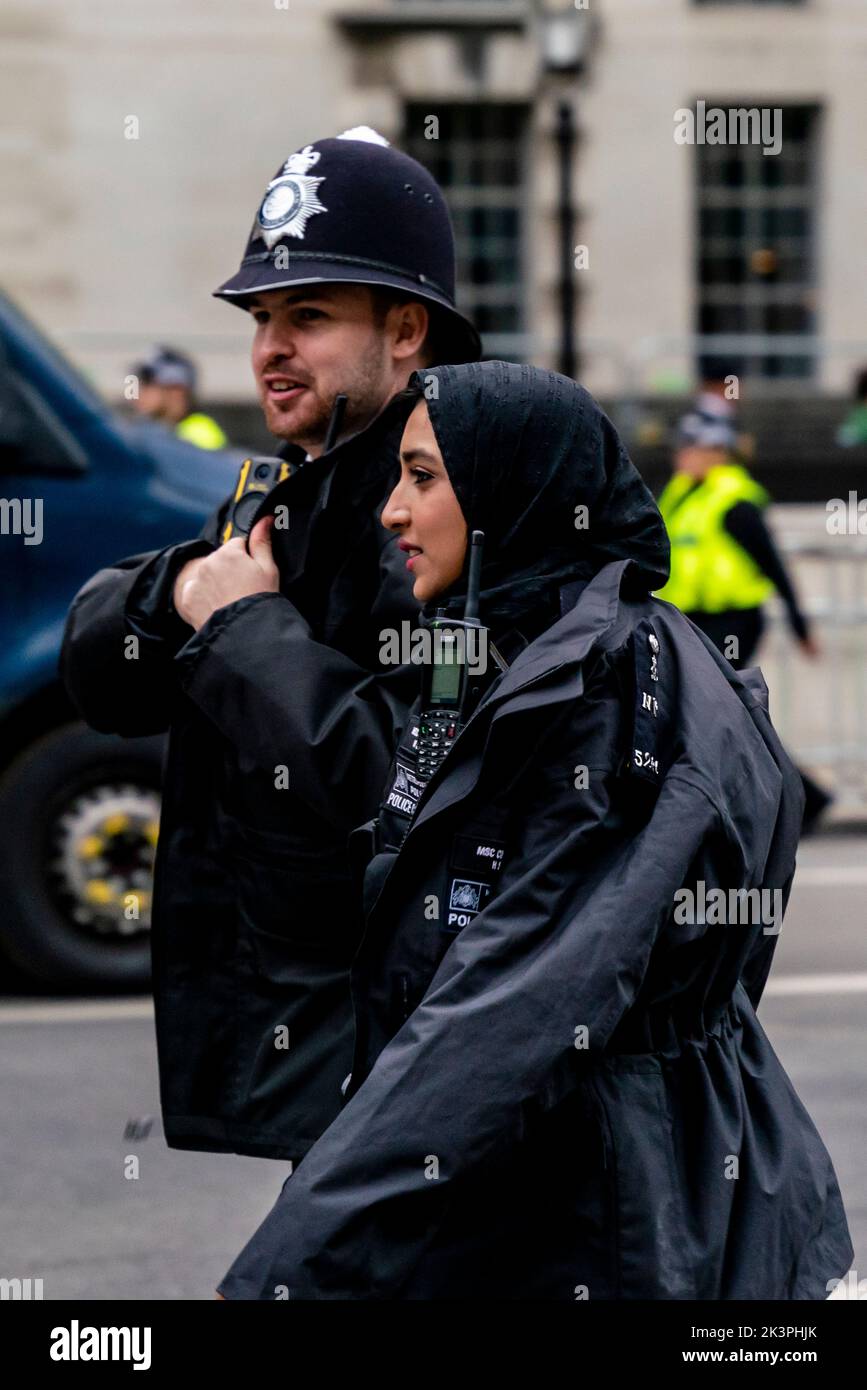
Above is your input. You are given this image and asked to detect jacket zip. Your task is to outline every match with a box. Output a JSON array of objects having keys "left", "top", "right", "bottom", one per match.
[
  {"left": 401, "top": 972, "right": 409, "bottom": 1021},
  {"left": 395, "top": 971, "right": 410, "bottom": 1024},
  {"left": 591, "top": 1083, "right": 611, "bottom": 1172}
]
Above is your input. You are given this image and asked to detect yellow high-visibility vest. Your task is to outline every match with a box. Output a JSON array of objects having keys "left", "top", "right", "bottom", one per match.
[
  {"left": 654, "top": 462, "right": 775, "bottom": 612},
  {"left": 175, "top": 412, "right": 228, "bottom": 451}
]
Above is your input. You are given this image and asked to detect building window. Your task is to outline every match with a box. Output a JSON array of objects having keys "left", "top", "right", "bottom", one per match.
[
  {"left": 403, "top": 104, "right": 529, "bottom": 359},
  {"left": 695, "top": 104, "right": 820, "bottom": 382}
]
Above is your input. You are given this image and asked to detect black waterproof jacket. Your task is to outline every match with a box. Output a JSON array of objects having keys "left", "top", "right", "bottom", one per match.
[
  {"left": 217, "top": 560, "right": 853, "bottom": 1300},
  {"left": 60, "top": 400, "right": 420, "bottom": 1160}
]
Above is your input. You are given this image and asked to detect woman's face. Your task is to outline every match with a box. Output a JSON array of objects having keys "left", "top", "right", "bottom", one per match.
[{"left": 382, "top": 398, "right": 468, "bottom": 602}]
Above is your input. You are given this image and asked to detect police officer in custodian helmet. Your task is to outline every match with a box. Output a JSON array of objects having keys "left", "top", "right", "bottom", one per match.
[{"left": 61, "top": 127, "right": 481, "bottom": 1170}]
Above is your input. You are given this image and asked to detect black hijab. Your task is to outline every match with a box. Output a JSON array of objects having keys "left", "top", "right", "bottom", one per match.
[{"left": 404, "top": 361, "right": 670, "bottom": 634}]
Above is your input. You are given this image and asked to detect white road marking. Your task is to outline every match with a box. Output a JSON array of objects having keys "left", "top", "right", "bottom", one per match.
[
  {"left": 764, "top": 973, "right": 867, "bottom": 996},
  {"left": 794, "top": 866, "right": 867, "bottom": 885},
  {"left": 0, "top": 999, "right": 154, "bottom": 1024},
  {"left": 2, "top": 975, "right": 867, "bottom": 1024}
]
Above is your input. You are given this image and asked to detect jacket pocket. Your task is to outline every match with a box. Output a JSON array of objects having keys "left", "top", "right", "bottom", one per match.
[
  {"left": 231, "top": 818, "right": 346, "bottom": 872},
  {"left": 228, "top": 851, "right": 360, "bottom": 1143},
  {"left": 233, "top": 845, "right": 361, "bottom": 965}
]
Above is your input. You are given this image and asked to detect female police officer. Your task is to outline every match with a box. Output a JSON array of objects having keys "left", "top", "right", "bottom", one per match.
[{"left": 216, "top": 361, "right": 853, "bottom": 1301}]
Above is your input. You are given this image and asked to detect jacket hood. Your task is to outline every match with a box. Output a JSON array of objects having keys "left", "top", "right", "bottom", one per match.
[{"left": 407, "top": 361, "right": 670, "bottom": 629}]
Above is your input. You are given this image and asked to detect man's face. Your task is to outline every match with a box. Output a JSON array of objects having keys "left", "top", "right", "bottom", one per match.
[
  {"left": 134, "top": 382, "right": 168, "bottom": 419},
  {"left": 246, "top": 284, "right": 408, "bottom": 453},
  {"left": 675, "top": 445, "right": 726, "bottom": 479},
  {"left": 133, "top": 382, "right": 189, "bottom": 425}
]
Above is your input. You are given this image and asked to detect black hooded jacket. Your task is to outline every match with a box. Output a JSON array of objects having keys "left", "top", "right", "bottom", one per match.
[
  {"left": 60, "top": 394, "right": 422, "bottom": 1160},
  {"left": 217, "top": 364, "right": 852, "bottom": 1300}
]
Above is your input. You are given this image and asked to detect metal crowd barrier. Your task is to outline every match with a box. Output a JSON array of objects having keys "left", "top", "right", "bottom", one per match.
[{"left": 759, "top": 531, "right": 867, "bottom": 812}]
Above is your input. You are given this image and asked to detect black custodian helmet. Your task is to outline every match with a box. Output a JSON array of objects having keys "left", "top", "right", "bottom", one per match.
[{"left": 213, "top": 126, "right": 481, "bottom": 364}]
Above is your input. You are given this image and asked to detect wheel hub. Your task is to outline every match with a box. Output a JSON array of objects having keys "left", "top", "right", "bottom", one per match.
[{"left": 48, "top": 783, "right": 160, "bottom": 938}]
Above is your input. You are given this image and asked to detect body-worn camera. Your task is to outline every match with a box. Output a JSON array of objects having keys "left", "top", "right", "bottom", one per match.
[{"left": 220, "top": 457, "right": 295, "bottom": 543}]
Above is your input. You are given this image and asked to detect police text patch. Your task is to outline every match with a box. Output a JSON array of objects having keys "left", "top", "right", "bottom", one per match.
[
  {"left": 385, "top": 760, "right": 425, "bottom": 818},
  {"left": 450, "top": 833, "right": 507, "bottom": 879}
]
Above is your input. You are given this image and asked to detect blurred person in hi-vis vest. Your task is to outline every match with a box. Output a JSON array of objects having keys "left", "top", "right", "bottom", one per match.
[{"left": 655, "top": 399, "right": 832, "bottom": 832}]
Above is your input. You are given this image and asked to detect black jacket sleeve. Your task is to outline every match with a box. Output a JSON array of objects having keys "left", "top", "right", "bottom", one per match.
[
  {"left": 172, "top": 534, "right": 418, "bottom": 833},
  {"left": 59, "top": 496, "right": 231, "bottom": 736},
  {"left": 723, "top": 502, "right": 809, "bottom": 642}
]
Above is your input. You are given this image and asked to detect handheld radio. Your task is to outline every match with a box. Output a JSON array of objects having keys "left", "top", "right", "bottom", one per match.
[
  {"left": 415, "top": 530, "right": 507, "bottom": 783},
  {"left": 220, "top": 393, "right": 348, "bottom": 544}
]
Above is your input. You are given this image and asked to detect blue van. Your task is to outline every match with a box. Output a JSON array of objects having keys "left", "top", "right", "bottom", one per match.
[{"left": 0, "top": 291, "right": 239, "bottom": 987}]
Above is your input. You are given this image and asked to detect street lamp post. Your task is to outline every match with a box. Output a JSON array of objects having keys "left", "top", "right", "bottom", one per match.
[
  {"left": 534, "top": 1, "right": 595, "bottom": 379},
  {"left": 555, "top": 100, "right": 577, "bottom": 381}
]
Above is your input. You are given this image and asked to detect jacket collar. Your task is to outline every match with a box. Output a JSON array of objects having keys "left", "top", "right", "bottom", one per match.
[
  {"left": 475, "top": 558, "right": 635, "bottom": 714},
  {"left": 406, "top": 558, "right": 639, "bottom": 838},
  {"left": 251, "top": 394, "right": 411, "bottom": 583},
  {"left": 272, "top": 390, "right": 411, "bottom": 512},
  {"left": 250, "top": 394, "right": 414, "bottom": 539}
]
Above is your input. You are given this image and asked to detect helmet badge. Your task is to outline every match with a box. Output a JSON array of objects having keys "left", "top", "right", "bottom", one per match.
[{"left": 253, "top": 145, "right": 327, "bottom": 249}]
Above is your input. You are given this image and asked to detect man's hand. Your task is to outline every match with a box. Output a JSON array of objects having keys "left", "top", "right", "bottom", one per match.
[{"left": 173, "top": 517, "right": 279, "bottom": 631}]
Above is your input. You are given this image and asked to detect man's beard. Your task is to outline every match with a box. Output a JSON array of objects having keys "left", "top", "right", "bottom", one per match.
[{"left": 267, "top": 343, "right": 392, "bottom": 452}]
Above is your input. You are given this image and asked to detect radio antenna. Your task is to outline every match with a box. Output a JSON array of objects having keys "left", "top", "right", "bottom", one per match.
[{"left": 464, "top": 530, "right": 484, "bottom": 623}]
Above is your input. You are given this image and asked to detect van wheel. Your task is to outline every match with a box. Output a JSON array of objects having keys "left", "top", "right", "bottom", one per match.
[{"left": 0, "top": 723, "right": 164, "bottom": 988}]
